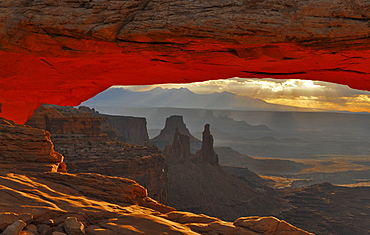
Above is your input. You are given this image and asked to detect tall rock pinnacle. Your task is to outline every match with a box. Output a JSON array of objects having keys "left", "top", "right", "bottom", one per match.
[
  {"left": 163, "top": 124, "right": 218, "bottom": 165},
  {"left": 163, "top": 128, "right": 194, "bottom": 164},
  {"left": 195, "top": 124, "right": 219, "bottom": 165}
]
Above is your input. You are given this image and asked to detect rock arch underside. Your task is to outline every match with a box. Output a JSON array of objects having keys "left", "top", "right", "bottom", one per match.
[{"left": 1, "top": 0, "right": 370, "bottom": 123}]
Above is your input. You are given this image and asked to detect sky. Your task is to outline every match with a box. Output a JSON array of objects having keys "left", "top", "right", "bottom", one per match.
[{"left": 115, "top": 77, "right": 370, "bottom": 113}]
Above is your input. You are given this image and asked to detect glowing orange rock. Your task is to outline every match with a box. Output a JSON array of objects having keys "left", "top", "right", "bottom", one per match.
[{"left": 1, "top": 0, "right": 370, "bottom": 123}]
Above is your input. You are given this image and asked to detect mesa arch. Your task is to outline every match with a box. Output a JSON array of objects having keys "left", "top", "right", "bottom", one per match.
[{"left": 1, "top": 0, "right": 370, "bottom": 123}]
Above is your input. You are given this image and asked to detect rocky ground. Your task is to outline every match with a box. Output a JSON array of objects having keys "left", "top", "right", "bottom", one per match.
[
  {"left": 216, "top": 146, "right": 370, "bottom": 188},
  {"left": 279, "top": 183, "right": 370, "bottom": 235},
  {"left": 23, "top": 106, "right": 370, "bottom": 235},
  {"left": 26, "top": 105, "right": 168, "bottom": 203},
  {"left": 0, "top": 117, "right": 314, "bottom": 235}
]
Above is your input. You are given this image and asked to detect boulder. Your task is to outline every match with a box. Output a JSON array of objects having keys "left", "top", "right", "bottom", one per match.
[
  {"left": 63, "top": 217, "right": 85, "bottom": 235},
  {"left": 1, "top": 220, "right": 27, "bottom": 235},
  {"left": 37, "top": 224, "right": 52, "bottom": 235},
  {"left": 234, "top": 216, "right": 314, "bottom": 235}
]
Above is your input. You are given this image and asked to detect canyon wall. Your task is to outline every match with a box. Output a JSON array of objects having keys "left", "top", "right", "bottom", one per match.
[
  {"left": 0, "top": 116, "right": 313, "bottom": 235},
  {"left": 1, "top": 0, "right": 370, "bottom": 123},
  {"left": 26, "top": 104, "right": 168, "bottom": 203},
  {"left": 102, "top": 114, "right": 150, "bottom": 146}
]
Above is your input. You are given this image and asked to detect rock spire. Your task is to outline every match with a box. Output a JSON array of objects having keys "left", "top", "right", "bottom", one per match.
[
  {"left": 195, "top": 124, "right": 219, "bottom": 165},
  {"left": 151, "top": 115, "right": 201, "bottom": 151}
]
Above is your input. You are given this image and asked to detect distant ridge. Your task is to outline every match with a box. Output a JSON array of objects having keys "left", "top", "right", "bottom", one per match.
[{"left": 81, "top": 87, "right": 315, "bottom": 112}]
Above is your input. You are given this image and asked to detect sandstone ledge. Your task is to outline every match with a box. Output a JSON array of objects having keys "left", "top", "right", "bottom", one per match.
[
  {"left": 0, "top": 118, "right": 64, "bottom": 172},
  {"left": 0, "top": 171, "right": 313, "bottom": 235}
]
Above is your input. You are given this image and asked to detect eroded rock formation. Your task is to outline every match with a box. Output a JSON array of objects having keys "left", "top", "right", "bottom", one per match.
[
  {"left": 0, "top": 117, "right": 313, "bottom": 235},
  {"left": 26, "top": 104, "right": 110, "bottom": 140},
  {"left": 164, "top": 123, "right": 285, "bottom": 221},
  {"left": 195, "top": 124, "right": 219, "bottom": 165},
  {"left": 1, "top": 0, "right": 370, "bottom": 123},
  {"left": 78, "top": 105, "right": 151, "bottom": 145},
  {"left": 26, "top": 104, "right": 167, "bottom": 203},
  {"left": 152, "top": 115, "right": 201, "bottom": 152},
  {"left": 102, "top": 114, "right": 150, "bottom": 146},
  {"left": 163, "top": 129, "right": 194, "bottom": 164},
  {"left": 0, "top": 117, "right": 65, "bottom": 173}
]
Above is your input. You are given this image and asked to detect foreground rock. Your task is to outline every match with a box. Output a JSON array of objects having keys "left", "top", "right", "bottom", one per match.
[
  {"left": 1, "top": 220, "right": 26, "bottom": 235},
  {"left": 0, "top": 117, "right": 65, "bottom": 173},
  {"left": 26, "top": 105, "right": 167, "bottom": 203},
  {"left": 0, "top": 172, "right": 313, "bottom": 235},
  {"left": 0, "top": 166, "right": 313, "bottom": 235},
  {"left": 0, "top": 116, "right": 314, "bottom": 234}
]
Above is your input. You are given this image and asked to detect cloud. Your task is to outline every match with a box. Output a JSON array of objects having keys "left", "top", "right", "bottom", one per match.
[{"left": 113, "top": 77, "right": 370, "bottom": 113}]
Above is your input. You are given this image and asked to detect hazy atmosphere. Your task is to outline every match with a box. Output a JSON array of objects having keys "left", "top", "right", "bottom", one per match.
[
  {"left": 2, "top": 1, "right": 370, "bottom": 234},
  {"left": 117, "top": 78, "right": 370, "bottom": 113}
]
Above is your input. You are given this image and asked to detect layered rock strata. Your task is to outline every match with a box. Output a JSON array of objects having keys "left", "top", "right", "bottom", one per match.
[
  {"left": 78, "top": 105, "right": 151, "bottom": 145},
  {"left": 101, "top": 113, "right": 150, "bottom": 146},
  {"left": 0, "top": 118, "right": 313, "bottom": 235},
  {"left": 0, "top": 117, "right": 65, "bottom": 173},
  {"left": 0, "top": 173, "right": 313, "bottom": 235},
  {"left": 26, "top": 105, "right": 167, "bottom": 203}
]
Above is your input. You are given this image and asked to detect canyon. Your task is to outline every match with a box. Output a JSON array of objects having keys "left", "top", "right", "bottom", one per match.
[
  {"left": 20, "top": 106, "right": 370, "bottom": 234},
  {"left": 1, "top": 1, "right": 370, "bottom": 234},
  {"left": 26, "top": 104, "right": 167, "bottom": 203},
  {"left": 163, "top": 123, "right": 285, "bottom": 221},
  {"left": 1, "top": 0, "right": 370, "bottom": 123},
  {"left": 0, "top": 112, "right": 315, "bottom": 235}
]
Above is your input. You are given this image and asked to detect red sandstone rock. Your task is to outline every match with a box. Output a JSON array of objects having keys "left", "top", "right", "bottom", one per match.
[
  {"left": 234, "top": 216, "right": 314, "bottom": 235},
  {"left": 63, "top": 217, "right": 85, "bottom": 235},
  {"left": 26, "top": 105, "right": 110, "bottom": 141},
  {"left": 1, "top": 0, "right": 370, "bottom": 123},
  {"left": 0, "top": 213, "right": 19, "bottom": 231},
  {"left": 0, "top": 117, "right": 64, "bottom": 172},
  {"left": 0, "top": 120, "right": 313, "bottom": 235},
  {"left": 2, "top": 220, "right": 27, "bottom": 235},
  {"left": 26, "top": 104, "right": 168, "bottom": 203}
]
